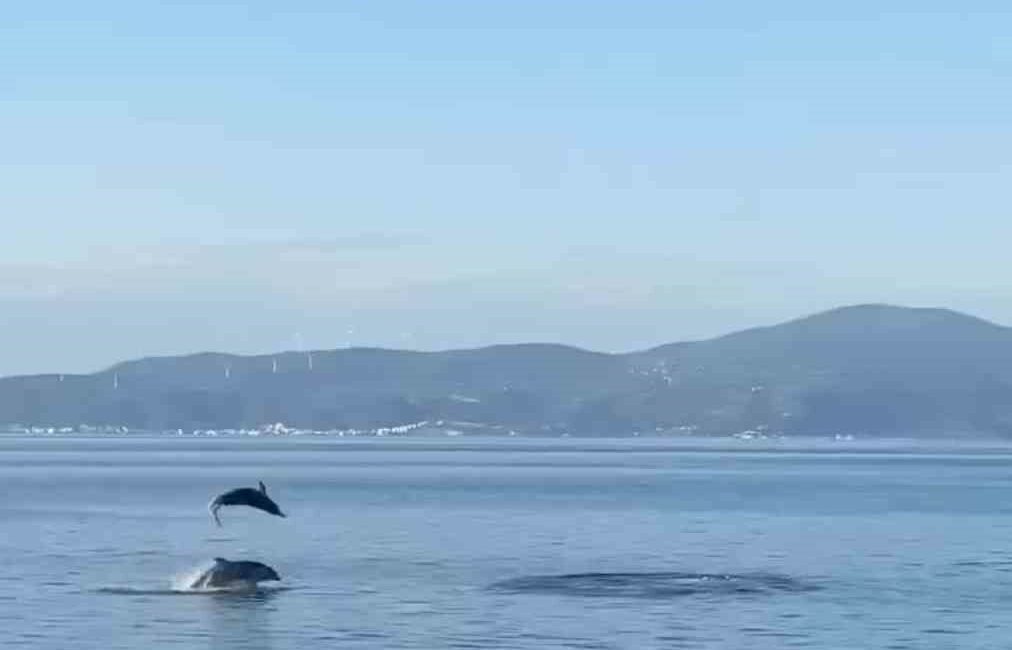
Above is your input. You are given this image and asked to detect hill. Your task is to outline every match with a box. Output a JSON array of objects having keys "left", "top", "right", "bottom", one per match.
[{"left": 5, "top": 304, "right": 1012, "bottom": 437}]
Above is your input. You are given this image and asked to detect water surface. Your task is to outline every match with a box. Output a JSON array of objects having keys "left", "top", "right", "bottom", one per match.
[{"left": 2, "top": 436, "right": 1011, "bottom": 649}]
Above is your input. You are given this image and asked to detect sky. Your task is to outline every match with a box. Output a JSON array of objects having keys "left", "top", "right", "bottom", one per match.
[{"left": 2, "top": 1, "right": 1011, "bottom": 375}]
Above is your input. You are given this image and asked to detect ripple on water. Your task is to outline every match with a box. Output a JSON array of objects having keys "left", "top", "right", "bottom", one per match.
[
  {"left": 489, "top": 572, "right": 819, "bottom": 599},
  {"left": 92, "top": 585, "right": 291, "bottom": 600}
]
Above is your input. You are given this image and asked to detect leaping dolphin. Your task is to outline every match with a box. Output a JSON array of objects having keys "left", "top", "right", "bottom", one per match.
[
  {"left": 208, "top": 481, "right": 286, "bottom": 526},
  {"left": 189, "top": 557, "right": 281, "bottom": 590}
]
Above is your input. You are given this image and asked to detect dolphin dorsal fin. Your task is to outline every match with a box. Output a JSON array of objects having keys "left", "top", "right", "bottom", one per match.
[
  {"left": 258, "top": 481, "right": 267, "bottom": 495},
  {"left": 214, "top": 557, "right": 227, "bottom": 563}
]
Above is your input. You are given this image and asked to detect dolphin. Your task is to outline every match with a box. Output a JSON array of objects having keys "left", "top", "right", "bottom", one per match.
[
  {"left": 208, "top": 481, "right": 286, "bottom": 526},
  {"left": 189, "top": 557, "right": 281, "bottom": 590}
]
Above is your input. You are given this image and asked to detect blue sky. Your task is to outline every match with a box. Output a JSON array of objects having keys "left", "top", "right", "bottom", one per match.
[{"left": 2, "top": 1, "right": 1011, "bottom": 375}]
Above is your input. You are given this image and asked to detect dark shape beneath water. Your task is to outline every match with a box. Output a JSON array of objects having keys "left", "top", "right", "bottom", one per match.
[{"left": 490, "top": 572, "right": 819, "bottom": 599}]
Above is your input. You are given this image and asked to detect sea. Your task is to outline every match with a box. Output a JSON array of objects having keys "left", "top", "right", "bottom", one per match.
[{"left": 2, "top": 435, "right": 1012, "bottom": 649}]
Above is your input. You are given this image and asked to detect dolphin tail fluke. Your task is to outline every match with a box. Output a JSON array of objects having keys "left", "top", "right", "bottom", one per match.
[{"left": 208, "top": 500, "right": 222, "bottom": 527}]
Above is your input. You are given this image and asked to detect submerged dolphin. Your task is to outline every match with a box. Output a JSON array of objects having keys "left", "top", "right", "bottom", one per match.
[
  {"left": 208, "top": 481, "right": 286, "bottom": 526},
  {"left": 189, "top": 557, "right": 281, "bottom": 590}
]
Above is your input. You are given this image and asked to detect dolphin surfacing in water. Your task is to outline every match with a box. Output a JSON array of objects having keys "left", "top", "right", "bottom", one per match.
[
  {"left": 208, "top": 481, "right": 286, "bottom": 526},
  {"left": 189, "top": 557, "right": 281, "bottom": 590}
]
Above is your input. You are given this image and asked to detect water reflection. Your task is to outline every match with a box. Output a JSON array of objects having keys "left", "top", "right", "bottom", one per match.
[{"left": 201, "top": 589, "right": 279, "bottom": 650}]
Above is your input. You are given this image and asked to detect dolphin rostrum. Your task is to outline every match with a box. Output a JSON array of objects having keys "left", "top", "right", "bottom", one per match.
[
  {"left": 208, "top": 481, "right": 286, "bottom": 526},
  {"left": 189, "top": 557, "right": 281, "bottom": 590}
]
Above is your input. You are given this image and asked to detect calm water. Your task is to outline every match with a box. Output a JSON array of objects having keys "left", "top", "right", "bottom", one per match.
[{"left": 2, "top": 436, "right": 1012, "bottom": 649}]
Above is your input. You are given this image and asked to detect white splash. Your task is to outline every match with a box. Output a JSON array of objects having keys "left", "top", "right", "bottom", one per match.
[{"left": 171, "top": 560, "right": 216, "bottom": 592}]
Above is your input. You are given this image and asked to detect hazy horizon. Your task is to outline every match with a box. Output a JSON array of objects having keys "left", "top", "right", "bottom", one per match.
[
  {"left": 4, "top": 301, "right": 1007, "bottom": 378},
  {"left": 5, "top": 1, "right": 1011, "bottom": 375}
]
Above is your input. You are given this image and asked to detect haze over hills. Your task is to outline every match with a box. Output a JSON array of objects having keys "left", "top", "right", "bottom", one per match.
[{"left": 4, "top": 304, "right": 1012, "bottom": 438}]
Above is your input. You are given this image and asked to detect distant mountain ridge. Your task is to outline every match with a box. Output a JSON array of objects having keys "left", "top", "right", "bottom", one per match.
[{"left": 5, "top": 304, "right": 1012, "bottom": 437}]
